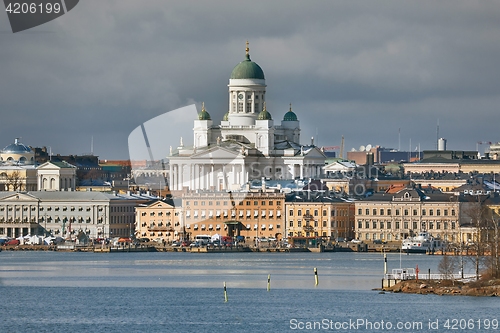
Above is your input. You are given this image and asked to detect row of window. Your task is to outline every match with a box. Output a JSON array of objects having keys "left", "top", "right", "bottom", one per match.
[
  {"left": 288, "top": 231, "right": 332, "bottom": 237},
  {"left": 185, "top": 223, "right": 279, "bottom": 231},
  {"left": 289, "top": 220, "right": 345, "bottom": 228},
  {"left": 357, "top": 208, "right": 456, "bottom": 216},
  {"left": 186, "top": 200, "right": 280, "bottom": 207},
  {"left": 363, "top": 233, "right": 459, "bottom": 242},
  {"left": 358, "top": 220, "right": 457, "bottom": 230},
  {"left": 110, "top": 206, "right": 134, "bottom": 213},
  {"left": 288, "top": 209, "right": 348, "bottom": 217},
  {"left": 0, "top": 216, "right": 98, "bottom": 223},
  {"left": 0, "top": 206, "right": 105, "bottom": 212},
  {"left": 140, "top": 211, "right": 173, "bottom": 217},
  {"left": 184, "top": 210, "right": 282, "bottom": 219}
]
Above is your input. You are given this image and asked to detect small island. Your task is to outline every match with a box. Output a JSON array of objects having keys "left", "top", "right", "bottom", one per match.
[{"left": 383, "top": 277, "right": 500, "bottom": 296}]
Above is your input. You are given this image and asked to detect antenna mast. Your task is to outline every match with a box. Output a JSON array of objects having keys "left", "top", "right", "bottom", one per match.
[
  {"left": 340, "top": 135, "right": 345, "bottom": 159},
  {"left": 436, "top": 119, "right": 439, "bottom": 150}
]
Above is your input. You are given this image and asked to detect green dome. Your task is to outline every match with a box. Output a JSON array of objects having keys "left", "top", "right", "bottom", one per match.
[
  {"left": 222, "top": 111, "right": 229, "bottom": 121},
  {"left": 283, "top": 104, "right": 298, "bottom": 121},
  {"left": 230, "top": 43, "right": 265, "bottom": 80},
  {"left": 198, "top": 102, "right": 211, "bottom": 120},
  {"left": 283, "top": 111, "right": 297, "bottom": 121},
  {"left": 257, "top": 103, "right": 272, "bottom": 120}
]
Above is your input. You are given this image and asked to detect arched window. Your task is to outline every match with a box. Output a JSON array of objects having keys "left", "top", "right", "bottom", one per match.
[{"left": 50, "top": 178, "right": 55, "bottom": 190}]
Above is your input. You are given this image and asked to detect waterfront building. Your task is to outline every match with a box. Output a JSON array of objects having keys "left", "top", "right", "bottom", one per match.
[
  {"left": 354, "top": 186, "right": 462, "bottom": 243},
  {"left": 181, "top": 191, "right": 285, "bottom": 241},
  {"left": 0, "top": 191, "right": 152, "bottom": 239},
  {"left": 285, "top": 194, "right": 355, "bottom": 240},
  {"left": 135, "top": 199, "right": 182, "bottom": 243},
  {"left": 168, "top": 43, "right": 326, "bottom": 192}
]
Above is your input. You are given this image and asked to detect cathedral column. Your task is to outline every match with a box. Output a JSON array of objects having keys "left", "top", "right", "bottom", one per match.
[
  {"left": 200, "top": 164, "right": 207, "bottom": 190},
  {"left": 211, "top": 165, "right": 215, "bottom": 191},
  {"left": 169, "top": 165, "right": 174, "bottom": 191},
  {"left": 300, "top": 164, "right": 304, "bottom": 179},
  {"left": 232, "top": 165, "right": 236, "bottom": 187},
  {"left": 179, "top": 164, "right": 184, "bottom": 191},
  {"left": 189, "top": 164, "right": 193, "bottom": 190},
  {"left": 173, "top": 165, "right": 177, "bottom": 190}
]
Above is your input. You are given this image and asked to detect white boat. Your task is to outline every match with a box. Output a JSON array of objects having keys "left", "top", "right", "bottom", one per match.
[{"left": 401, "top": 232, "right": 445, "bottom": 253}]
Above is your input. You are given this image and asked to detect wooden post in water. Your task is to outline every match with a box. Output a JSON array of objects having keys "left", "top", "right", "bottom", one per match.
[
  {"left": 267, "top": 274, "right": 271, "bottom": 291},
  {"left": 224, "top": 281, "right": 228, "bottom": 302},
  {"left": 314, "top": 267, "right": 318, "bottom": 286}
]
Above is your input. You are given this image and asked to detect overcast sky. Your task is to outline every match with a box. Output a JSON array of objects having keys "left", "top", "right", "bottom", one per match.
[{"left": 1, "top": 0, "right": 500, "bottom": 160}]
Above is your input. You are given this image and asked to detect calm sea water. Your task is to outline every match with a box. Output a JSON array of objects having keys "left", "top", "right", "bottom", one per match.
[{"left": 0, "top": 251, "right": 498, "bottom": 332}]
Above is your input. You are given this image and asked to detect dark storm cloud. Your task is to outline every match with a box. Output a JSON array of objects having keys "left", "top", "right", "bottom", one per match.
[{"left": 1, "top": 0, "right": 500, "bottom": 158}]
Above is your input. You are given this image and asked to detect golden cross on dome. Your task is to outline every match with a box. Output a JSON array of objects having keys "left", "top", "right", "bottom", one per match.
[
  {"left": 202, "top": 101, "right": 205, "bottom": 111},
  {"left": 289, "top": 103, "right": 292, "bottom": 111},
  {"left": 263, "top": 101, "right": 266, "bottom": 111},
  {"left": 246, "top": 41, "right": 249, "bottom": 55}
]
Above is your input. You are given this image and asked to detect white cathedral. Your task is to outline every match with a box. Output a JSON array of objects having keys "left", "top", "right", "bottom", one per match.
[{"left": 168, "top": 43, "right": 326, "bottom": 192}]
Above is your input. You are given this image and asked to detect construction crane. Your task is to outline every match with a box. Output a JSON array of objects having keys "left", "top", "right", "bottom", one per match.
[
  {"left": 477, "top": 141, "right": 492, "bottom": 152},
  {"left": 320, "top": 136, "right": 345, "bottom": 158}
]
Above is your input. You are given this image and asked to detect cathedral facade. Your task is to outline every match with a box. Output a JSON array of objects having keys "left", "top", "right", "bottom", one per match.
[{"left": 168, "top": 44, "right": 326, "bottom": 192}]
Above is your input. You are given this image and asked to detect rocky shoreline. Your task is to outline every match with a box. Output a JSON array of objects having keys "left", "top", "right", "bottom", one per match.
[{"left": 383, "top": 278, "right": 500, "bottom": 297}]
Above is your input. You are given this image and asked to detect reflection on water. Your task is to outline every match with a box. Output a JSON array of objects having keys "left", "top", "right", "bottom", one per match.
[{"left": 0, "top": 251, "right": 459, "bottom": 289}]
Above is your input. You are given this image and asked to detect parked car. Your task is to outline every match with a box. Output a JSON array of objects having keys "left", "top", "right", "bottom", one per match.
[
  {"left": 171, "top": 241, "right": 181, "bottom": 247},
  {"left": 181, "top": 241, "right": 190, "bottom": 247},
  {"left": 189, "top": 241, "right": 201, "bottom": 247},
  {"left": 350, "top": 239, "right": 362, "bottom": 244},
  {"left": 5, "top": 239, "right": 20, "bottom": 246}
]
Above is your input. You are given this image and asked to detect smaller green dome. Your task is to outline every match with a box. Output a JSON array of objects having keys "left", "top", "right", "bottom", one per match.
[
  {"left": 257, "top": 102, "right": 272, "bottom": 120},
  {"left": 198, "top": 102, "right": 211, "bottom": 120},
  {"left": 283, "top": 103, "right": 298, "bottom": 121},
  {"left": 222, "top": 111, "right": 229, "bottom": 121}
]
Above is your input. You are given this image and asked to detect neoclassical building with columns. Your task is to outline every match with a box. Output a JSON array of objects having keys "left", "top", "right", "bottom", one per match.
[{"left": 168, "top": 44, "right": 326, "bottom": 192}]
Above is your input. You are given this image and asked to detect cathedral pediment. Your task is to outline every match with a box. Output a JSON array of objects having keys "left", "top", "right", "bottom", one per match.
[{"left": 190, "top": 146, "right": 241, "bottom": 160}]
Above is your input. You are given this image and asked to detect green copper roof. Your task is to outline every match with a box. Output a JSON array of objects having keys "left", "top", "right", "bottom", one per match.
[
  {"left": 198, "top": 102, "right": 211, "bottom": 120},
  {"left": 257, "top": 103, "right": 272, "bottom": 120},
  {"left": 222, "top": 111, "right": 229, "bottom": 121},
  {"left": 230, "top": 43, "right": 265, "bottom": 80},
  {"left": 283, "top": 104, "right": 298, "bottom": 121}
]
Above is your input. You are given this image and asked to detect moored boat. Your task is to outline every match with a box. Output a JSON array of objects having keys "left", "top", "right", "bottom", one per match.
[{"left": 401, "top": 232, "right": 444, "bottom": 253}]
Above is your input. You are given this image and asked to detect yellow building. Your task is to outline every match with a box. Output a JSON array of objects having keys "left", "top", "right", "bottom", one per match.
[
  {"left": 135, "top": 199, "right": 182, "bottom": 243},
  {"left": 285, "top": 197, "right": 355, "bottom": 241}
]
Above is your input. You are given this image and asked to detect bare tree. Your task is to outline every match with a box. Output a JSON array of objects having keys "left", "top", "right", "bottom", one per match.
[
  {"left": 483, "top": 207, "right": 500, "bottom": 278},
  {"left": 438, "top": 255, "right": 459, "bottom": 283},
  {"left": 462, "top": 196, "right": 490, "bottom": 280},
  {"left": 5, "top": 171, "right": 25, "bottom": 191}
]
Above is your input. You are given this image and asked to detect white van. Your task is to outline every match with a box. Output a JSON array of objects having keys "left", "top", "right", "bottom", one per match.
[{"left": 195, "top": 235, "right": 211, "bottom": 245}]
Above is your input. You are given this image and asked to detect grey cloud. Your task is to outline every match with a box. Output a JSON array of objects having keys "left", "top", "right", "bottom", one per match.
[{"left": 1, "top": 0, "right": 499, "bottom": 158}]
